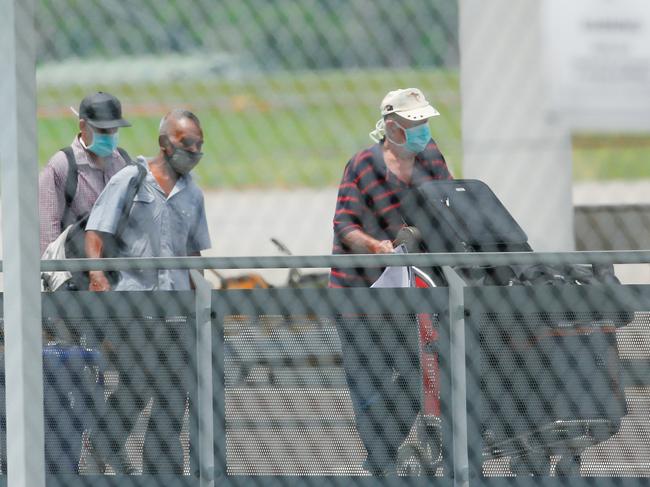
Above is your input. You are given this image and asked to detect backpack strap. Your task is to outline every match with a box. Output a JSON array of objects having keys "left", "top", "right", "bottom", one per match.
[
  {"left": 116, "top": 146, "right": 133, "bottom": 165},
  {"left": 115, "top": 163, "right": 147, "bottom": 240},
  {"left": 60, "top": 146, "right": 132, "bottom": 226},
  {"left": 60, "top": 147, "right": 78, "bottom": 228}
]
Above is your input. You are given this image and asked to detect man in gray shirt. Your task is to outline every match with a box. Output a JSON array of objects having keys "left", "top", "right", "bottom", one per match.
[
  {"left": 85, "top": 109, "right": 211, "bottom": 291},
  {"left": 84, "top": 109, "right": 210, "bottom": 474}
]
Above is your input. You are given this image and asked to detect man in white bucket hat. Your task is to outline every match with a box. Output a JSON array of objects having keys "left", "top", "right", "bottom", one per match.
[
  {"left": 329, "top": 88, "right": 452, "bottom": 475},
  {"left": 330, "top": 88, "right": 452, "bottom": 287}
]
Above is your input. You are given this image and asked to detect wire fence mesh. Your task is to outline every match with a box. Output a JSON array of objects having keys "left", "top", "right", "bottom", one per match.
[
  {"left": 34, "top": 292, "right": 198, "bottom": 479},
  {"left": 2, "top": 0, "right": 650, "bottom": 485},
  {"left": 35, "top": 0, "right": 462, "bottom": 190},
  {"left": 467, "top": 286, "right": 643, "bottom": 479}
]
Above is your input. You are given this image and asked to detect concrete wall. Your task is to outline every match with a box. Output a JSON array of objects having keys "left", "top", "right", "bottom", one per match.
[{"left": 459, "top": 0, "right": 574, "bottom": 251}]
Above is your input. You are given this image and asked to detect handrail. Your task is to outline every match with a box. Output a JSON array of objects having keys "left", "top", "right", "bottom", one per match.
[{"left": 33, "top": 249, "right": 650, "bottom": 272}]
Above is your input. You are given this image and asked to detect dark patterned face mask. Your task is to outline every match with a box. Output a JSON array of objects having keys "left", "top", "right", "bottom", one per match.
[{"left": 165, "top": 143, "right": 203, "bottom": 175}]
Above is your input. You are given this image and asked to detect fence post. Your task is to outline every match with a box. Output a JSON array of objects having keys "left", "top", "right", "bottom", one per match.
[
  {"left": 0, "top": 0, "right": 45, "bottom": 486},
  {"left": 443, "top": 266, "right": 469, "bottom": 487},
  {"left": 191, "top": 271, "right": 215, "bottom": 487}
]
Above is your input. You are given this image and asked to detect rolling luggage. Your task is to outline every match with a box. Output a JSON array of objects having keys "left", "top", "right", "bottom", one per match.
[
  {"left": 401, "top": 178, "right": 532, "bottom": 287},
  {"left": 403, "top": 179, "right": 531, "bottom": 254},
  {"left": 42, "top": 344, "right": 106, "bottom": 473},
  {"left": 401, "top": 179, "right": 628, "bottom": 475},
  {"left": 402, "top": 179, "right": 621, "bottom": 286},
  {"left": 0, "top": 344, "right": 106, "bottom": 474}
]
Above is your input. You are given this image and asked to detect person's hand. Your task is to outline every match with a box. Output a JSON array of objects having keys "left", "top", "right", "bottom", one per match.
[
  {"left": 369, "top": 239, "right": 394, "bottom": 254},
  {"left": 89, "top": 271, "right": 111, "bottom": 292}
]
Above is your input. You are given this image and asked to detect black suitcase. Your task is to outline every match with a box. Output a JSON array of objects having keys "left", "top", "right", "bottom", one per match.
[
  {"left": 401, "top": 179, "right": 534, "bottom": 286},
  {"left": 402, "top": 179, "right": 531, "bottom": 254},
  {"left": 402, "top": 179, "right": 621, "bottom": 286},
  {"left": 479, "top": 311, "right": 626, "bottom": 475}
]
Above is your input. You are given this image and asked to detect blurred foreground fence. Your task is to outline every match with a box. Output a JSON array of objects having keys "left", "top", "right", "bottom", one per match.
[
  {"left": 3, "top": 253, "right": 650, "bottom": 485},
  {"left": 575, "top": 205, "right": 650, "bottom": 251},
  {"left": 35, "top": 0, "right": 462, "bottom": 188}
]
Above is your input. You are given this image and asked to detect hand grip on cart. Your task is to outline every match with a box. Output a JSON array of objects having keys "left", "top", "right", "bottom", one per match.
[
  {"left": 393, "top": 226, "right": 423, "bottom": 253},
  {"left": 342, "top": 226, "right": 422, "bottom": 254}
]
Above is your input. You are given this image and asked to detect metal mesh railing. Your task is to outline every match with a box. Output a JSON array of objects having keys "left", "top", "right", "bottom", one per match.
[
  {"left": 465, "top": 284, "right": 650, "bottom": 481},
  {"left": 2, "top": 256, "right": 649, "bottom": 486},
  {"left": 215, "top": 287, "right": 452, "bottom": 478},
  {"left": 10, "top": 292, "right": 199, "bottom": 483}
]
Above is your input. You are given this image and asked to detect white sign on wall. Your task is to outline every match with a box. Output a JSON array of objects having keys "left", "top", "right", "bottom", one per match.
[{"left": 543, "top": 0, "right": 650, "bottom": 131}]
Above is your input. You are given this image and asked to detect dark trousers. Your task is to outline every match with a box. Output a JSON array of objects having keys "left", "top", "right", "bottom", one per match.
[
  {"left": 96, "top": 383, "right": 187, "bottom": 474},
  {"left": 336, "top": 315, "right": 421, "bottom": 470},
  {"left": 92, "top": 319, "right": 192, "bottom": 475}
]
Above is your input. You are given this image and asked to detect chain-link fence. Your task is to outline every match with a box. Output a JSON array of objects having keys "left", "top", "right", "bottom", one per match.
[
  {"left": 36, "top": 291, "right": 197, "bottom": 477},
  {"left": 35, "top": 0, "right": 462, "bottom": 189},
  {"left": 2, "top": 0, "right": 650, "bottom": 486}
]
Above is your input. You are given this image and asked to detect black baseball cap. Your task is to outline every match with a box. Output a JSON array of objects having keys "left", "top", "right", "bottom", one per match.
[{"left": 78, "top": 92, "right": 131, "bottom": 129}]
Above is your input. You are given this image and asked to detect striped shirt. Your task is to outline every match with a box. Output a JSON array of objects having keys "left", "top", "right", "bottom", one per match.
[
  {"left": 38, "top": 135, "right": 129, "bottom": 254},
  {"left": 330, "top": 139, "right": 452, "bottom": 287}
]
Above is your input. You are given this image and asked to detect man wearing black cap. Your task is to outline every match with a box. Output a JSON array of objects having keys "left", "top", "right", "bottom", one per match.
[{"left": 39, "top": 91, "right": 131, "bottom": 255}]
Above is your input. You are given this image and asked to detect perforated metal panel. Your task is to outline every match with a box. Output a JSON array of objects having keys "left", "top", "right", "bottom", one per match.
[
  {"left": 1, "top": 292, "right": 199, "bottom": 483},
  {"left": 465, "top": 285, "right": 650, "bottom": 481},
  {"left": 6, "top": 279, "right": 650, "bottom": 486},
  {"left": 213, "top": 288, "right": 452, "bottom": 481}
]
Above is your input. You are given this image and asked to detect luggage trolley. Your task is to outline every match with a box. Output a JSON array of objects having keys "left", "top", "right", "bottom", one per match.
[
  {"left": 369, "top": 261, "right": 444, "bottom": 476},
  {"left": 396, "top": 179, "right": 628, "bottom": 476},
  {"left": 398, "top": 266, "right": 444, "bottom": 475}
]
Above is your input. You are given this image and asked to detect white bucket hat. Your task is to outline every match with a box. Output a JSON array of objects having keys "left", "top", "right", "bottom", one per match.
[
  {"left": 370, "top": 88, "right": 439, "bottom": 142},
  {"left": 380, "top": 88, "right": 440, "bottom": 120}
]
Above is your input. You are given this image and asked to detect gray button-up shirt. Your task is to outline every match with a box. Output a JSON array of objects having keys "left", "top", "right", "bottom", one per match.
[
  {"left": 38, "top": 135, "right": 128, "bottom": 254},
  {"left": 86, "top": 156, "right": 211, "bottom": 291}
]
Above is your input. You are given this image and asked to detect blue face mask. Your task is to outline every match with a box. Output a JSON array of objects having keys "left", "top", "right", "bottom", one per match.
[
  {"left": 88, "top": 130, "right": 118, "bottom": 157},
  {"left": 401, "top": 122, "right": 431, "bottom": 154}
]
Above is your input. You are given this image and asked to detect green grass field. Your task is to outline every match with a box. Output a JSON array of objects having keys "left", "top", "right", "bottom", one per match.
[
  {"left": 37, "top": 69, "right": 650, "bottom": 188},
  {"left": 572, "top": 134, "right": 650, "bottom": 180}
]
